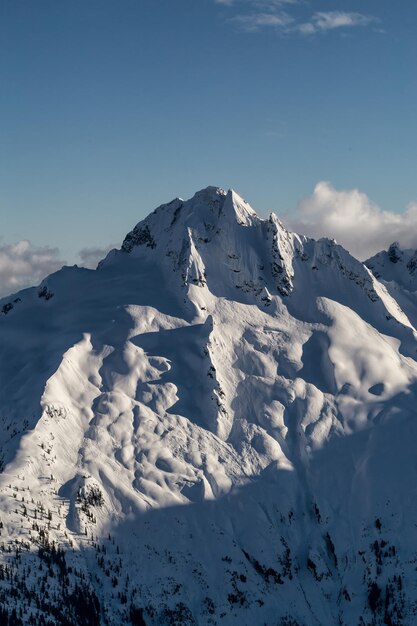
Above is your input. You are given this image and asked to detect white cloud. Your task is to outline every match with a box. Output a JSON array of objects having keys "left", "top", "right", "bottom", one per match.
[
  {"left": 79, "top": 244, "right": 116, "bottom": 269},
  {"left": 298, "top": 11, "right": 374, "bottom": 35},
  {"left": 232, "top": 11, "right": 293, "bottom": 30},
  {"left": 285, "top": 182, "right": 417, "bottom": 260},
  {"left": 224, "top": 0, "right": 296, "bottom": 31},
  {"left": 297, "top": 22, "right": 315, "bottom": 35},
  {"left": 0, "top": 240, "right": 64, "bottom": 298},
  {"left": 216, "top": 1, "right": 375, "bottom": 36}
]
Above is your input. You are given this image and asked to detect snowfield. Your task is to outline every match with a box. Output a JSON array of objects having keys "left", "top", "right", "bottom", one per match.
[{"left": 1, "top": 187, "right": 417, "bottom": 625}]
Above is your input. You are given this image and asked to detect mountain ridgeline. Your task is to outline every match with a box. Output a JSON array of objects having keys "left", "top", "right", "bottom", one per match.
[{"left": 1, "top": 187, "right": 417, "bottom": 625}]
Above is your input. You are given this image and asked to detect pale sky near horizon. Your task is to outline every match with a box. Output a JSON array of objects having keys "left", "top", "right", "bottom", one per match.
[{"left": 1, "top": 0, "right": 416, "bottom": 295}]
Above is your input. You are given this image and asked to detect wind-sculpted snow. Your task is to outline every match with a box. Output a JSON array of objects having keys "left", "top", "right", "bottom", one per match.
[{"left": 1, "top": 187, "right": 417, "bottom": 624}]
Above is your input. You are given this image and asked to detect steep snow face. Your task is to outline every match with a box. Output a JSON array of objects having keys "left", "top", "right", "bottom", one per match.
[{"left": 1, "top": 188, "right": 417, "bottom": 625}]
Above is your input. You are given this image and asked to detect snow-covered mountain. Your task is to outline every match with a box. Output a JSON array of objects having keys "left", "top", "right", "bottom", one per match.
[
  {"left": 1, "top": 187, "right": 417, "bottom": 625},
  {"left": 366, "top": 242, "right": 417, "bottom": 330},
  {"left": 366, "top": 242, "right": 417, "bottom": 291}
]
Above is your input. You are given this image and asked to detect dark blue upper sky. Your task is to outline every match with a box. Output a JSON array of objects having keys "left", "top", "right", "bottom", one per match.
[{"left": 2, "top": 0, "right": 416, "bottom": 262}]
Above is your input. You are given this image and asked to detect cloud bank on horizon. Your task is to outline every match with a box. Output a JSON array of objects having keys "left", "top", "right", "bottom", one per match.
[
  {"left": 215, "top": 0, "right": 376, "bottom": 35},
  {"left": 0, "top": 241, "right": 115, "bottom": 299},
  {"left": 286, "top": 182, "right": 417, "bottom": 261},
  {"left": 0, "top": 240, "right": 64, "bottom": 298}
]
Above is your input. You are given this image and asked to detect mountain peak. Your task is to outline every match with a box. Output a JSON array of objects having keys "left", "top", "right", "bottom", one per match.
[
  {"left": 366, "top": 241, "right": 417, "bottom": 296},
  {"left": 387, "top": 241, "right": 402, "bottom": 263},
  {"left": 178, "top": 186, "right": 258, "bottom": 226},
  {"left": 119, "top": 186, "right": 259, "bottom": 257},
  {"left": 189, "top": 185, "right": 227, "bottom": 204}
]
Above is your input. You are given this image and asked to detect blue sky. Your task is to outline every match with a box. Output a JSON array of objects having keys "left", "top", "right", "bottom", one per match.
[{"left": 1, "top": 0, "right": 416, "bottom": 293}]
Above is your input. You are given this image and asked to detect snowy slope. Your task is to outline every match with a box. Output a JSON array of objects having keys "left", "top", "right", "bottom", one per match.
[{"left": 1, "top": 187, "right": 417, "bottom": 625}]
